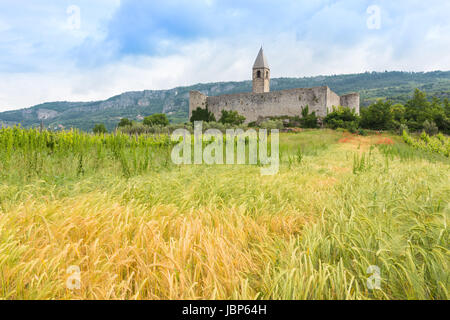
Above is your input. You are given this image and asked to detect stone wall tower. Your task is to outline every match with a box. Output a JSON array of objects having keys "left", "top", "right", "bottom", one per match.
[{"left": 252, "top": 47, "right": 270, "bottom": 93}]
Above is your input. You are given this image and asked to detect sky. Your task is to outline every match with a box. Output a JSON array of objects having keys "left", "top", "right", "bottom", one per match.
[{"left": 0, "top": 0, "right": 449, "bottom": 111}]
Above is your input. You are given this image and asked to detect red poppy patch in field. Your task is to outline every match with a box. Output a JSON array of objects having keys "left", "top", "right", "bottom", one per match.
[{"left": 375, "top": 138, "right": 394, "bottom": 145}]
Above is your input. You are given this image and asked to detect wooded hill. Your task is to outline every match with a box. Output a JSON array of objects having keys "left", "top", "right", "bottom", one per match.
[{"left": 1, "top": 71, "right": 449, "bottom": 131}]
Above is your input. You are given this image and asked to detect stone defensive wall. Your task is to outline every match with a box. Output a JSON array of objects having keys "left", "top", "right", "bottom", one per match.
[
  {"left": 339, "top": 93, "right": 360, "bottom": 115},
  {"left": 189, "top": 86, "right": 360, "bottom": 123}
]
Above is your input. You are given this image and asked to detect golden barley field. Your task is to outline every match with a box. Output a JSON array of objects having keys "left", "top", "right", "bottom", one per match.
[{"left": 0, "top": 128, "right": 448, "bottom": 299}]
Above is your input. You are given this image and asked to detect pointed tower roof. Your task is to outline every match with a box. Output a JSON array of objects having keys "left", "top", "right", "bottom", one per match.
[{"left": 253, "top": 47, "right": 269, "bottom": 69}]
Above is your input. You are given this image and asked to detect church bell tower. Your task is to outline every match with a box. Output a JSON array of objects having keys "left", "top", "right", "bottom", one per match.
[{"left": 252, "top": 47, "right": 270, "bottom": 93}]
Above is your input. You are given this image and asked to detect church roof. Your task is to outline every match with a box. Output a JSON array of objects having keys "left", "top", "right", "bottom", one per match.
[{"left": 253, "top": 47, "right": 269, "bottom": 69}]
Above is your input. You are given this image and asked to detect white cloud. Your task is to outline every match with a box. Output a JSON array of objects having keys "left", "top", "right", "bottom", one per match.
[
  {"left": 0, "top": 0, "right": 450, "bottom": 111},
  {"left": 2, "top": 29, "right": 449, "bottom": 112}
]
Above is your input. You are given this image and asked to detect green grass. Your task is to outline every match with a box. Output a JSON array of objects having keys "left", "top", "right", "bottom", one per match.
[{"left": 0, "top": 128, "right": 448, "bottom": 299}]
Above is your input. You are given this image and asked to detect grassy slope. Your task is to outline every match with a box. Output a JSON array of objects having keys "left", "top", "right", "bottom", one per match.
[{"left": 0, "top": 130, "right": 448, "bottom": 299}]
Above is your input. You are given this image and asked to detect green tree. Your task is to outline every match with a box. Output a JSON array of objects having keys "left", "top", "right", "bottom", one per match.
[
  {"left": 190, "top": 107, "right": 216, "bottom": 123},
  {"left": 429, "top": 96, "right": 450, "bottom": 134},
  {"left": 118, "top": 118, "right": 132, "bottom": 128},
  {"left": 324, "top": 106, "right": 360, "bottom": 132},
  {"left": 391, "top": 103, "right": 406, "bottom": 124},
  {"left": 423, "top": 120, "right": 439, "bottom": 136},
  {"left": 360, "top": 100, "right": 394, "bottom": 130},
  {"left": 93, "top": 123, "right": 107, "bottom": 134},
  {"left": 219, "top": 110, "right": 246, "bottom": 125},
  {"left": 444, "top": 98, "right": 450, "bottom": 118},
  {"left": 143, "top": 114, "right": 169, "bottom": 127},
  {"left": 404, "top": 89, "right": 431, "bottom": 131},
  {"left": 299, "top": 106, "right": 319, "bottom": 128},
  {"left": 403, "top": 89, "right": 449, "bottom": 133}
]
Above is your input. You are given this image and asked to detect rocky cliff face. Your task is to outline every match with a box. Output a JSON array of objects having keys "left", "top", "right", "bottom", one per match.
[
  {"left": 0, "top": 83, "right": 246, "bottom": 131},
  {"left": 36, "top": 109, "right": 59, "bottom": 120}
]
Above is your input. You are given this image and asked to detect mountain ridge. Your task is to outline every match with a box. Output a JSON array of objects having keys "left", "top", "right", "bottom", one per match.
[{"left": 1, "top": 71, "right": 450, "bottom": 131}]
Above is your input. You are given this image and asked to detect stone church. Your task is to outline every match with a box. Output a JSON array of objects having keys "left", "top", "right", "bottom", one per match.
[{"left": 189, "top": 48, "right": 360, "bottom": 123}]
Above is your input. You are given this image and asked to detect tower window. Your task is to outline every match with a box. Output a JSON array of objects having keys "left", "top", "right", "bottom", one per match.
[
  {"left": 257, "top": 70, "right": 261, "bottom": 78},
  {"left": 266, "top": 71, "right": 269, "bottom": 78}
]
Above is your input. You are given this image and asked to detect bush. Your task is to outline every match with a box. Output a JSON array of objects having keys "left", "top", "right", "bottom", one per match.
[
  {"left": 219, "top": 110, "right": 246, "bottom": 126},
  {"left": 403, "top": 130, "right": 449, "bottom": 157},
  {"left": 265, "top": 116, "right": 299, "bottom": 128},
  {"left": 190, "top": 107, "right": 216, "bottom": 123},
  {"left": 358, "top": 129, "right": 368, "bottom": 136},
  {"left": 118, "top": 118, "right": 132, "bottom": 128},
  {"left": 93, "top": 124, "right": 107, "bottom": 134},
  {"left": 324, "top": 106, "right": 360, "bottom": 131},
  {"left": 423, "top": 120, "right": 439, "bottom": 136},
  {"left": 119, "top": 122, "right": 193, "bottom": 135},
  {"left": 398, "top": 123, "right": 409, "bottom": 135},
  {"left": 143, "top": 114, "right": 169, "bottom": 127},
  {"left": 259, "top": 120, "right": 284, "bottom": 130},
  {"left": 203, "top": 121, "right": 248, "bottom": 131},
  {"left": 299, "top": 106, "right": 319, "bottom": 128}
]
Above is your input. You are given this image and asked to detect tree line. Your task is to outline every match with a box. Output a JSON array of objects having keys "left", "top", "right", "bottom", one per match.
[
  {"left": 94, "top": 88, "right": 449, "bottom": 135},
  {"left": 325, "top": 89, "right": 449, "bottom": 135}
]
